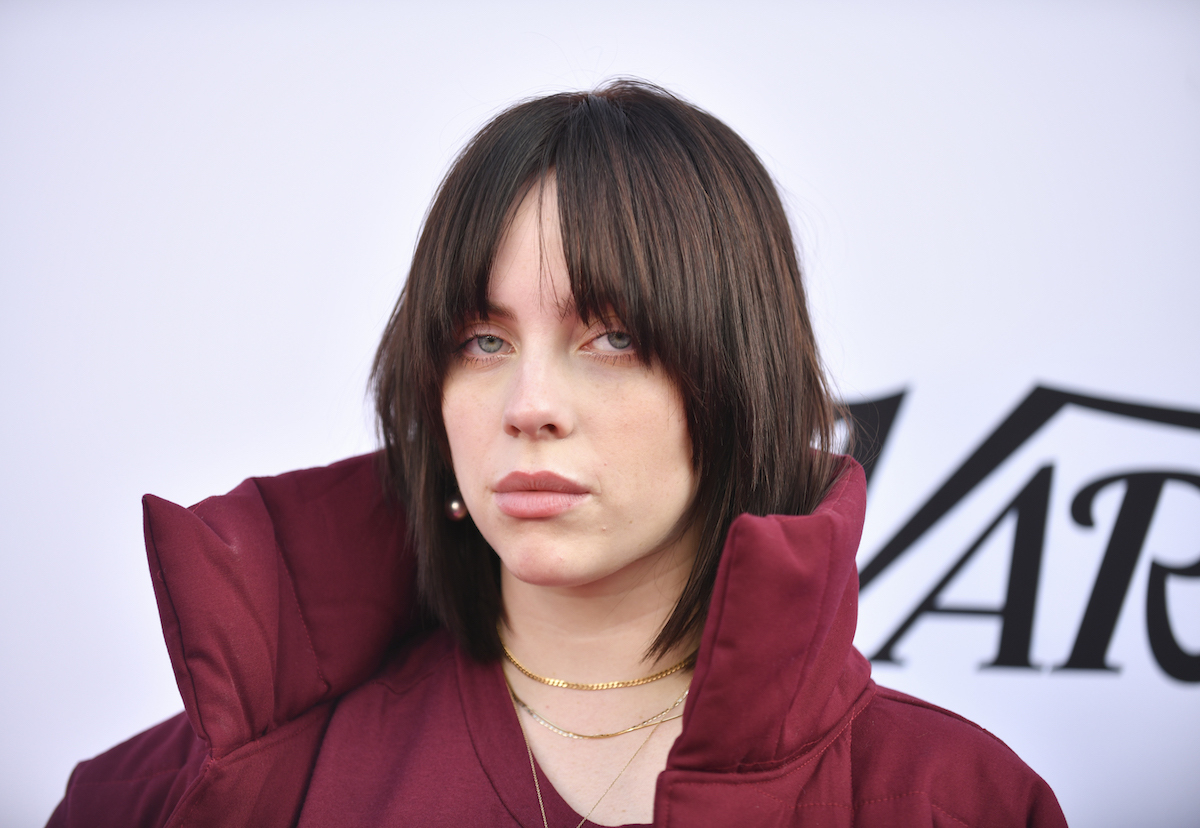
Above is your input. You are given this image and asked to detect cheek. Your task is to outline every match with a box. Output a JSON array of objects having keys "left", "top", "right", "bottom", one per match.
[
  {"left": 441, "top": 379, "right": 485, "bottom": 486},
  {"left": 660, "top": 409, "right": 697, "bottom": 498},
  {"left": 608, "top": 384, "right": 695, "bottom": 506}
]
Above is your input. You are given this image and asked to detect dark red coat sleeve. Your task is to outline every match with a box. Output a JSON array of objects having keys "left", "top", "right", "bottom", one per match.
[
  {"left": 850, "top": 687, "right": 1067, "bottom": 828},
  {"left": 46, "top": 713, "right": 207, "bottom": 828}
]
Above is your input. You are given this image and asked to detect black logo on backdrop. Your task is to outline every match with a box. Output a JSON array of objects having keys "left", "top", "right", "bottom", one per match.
[{"left": 846, "top": 386, "right": 1200, "bottom": 683}]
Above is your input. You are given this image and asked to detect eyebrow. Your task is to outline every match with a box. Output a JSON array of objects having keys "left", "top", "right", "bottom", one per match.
[{"left": 477, "top": 295, "right": 581, "bottom": 322}]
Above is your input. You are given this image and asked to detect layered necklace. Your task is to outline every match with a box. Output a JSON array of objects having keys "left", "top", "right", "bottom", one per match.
[
  {"left": 509, "top": 683, "right": 689, "bottom": 740},
  {"left": 503, "top": 640, "right": 696, "bottom": 690},
  {"left": 501, "top": 641, "right": 697, "bottom": 828}
]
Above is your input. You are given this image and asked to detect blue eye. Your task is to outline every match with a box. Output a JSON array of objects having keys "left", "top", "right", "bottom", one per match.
[
  {"left": 589, "top": 328, "right": 635, "bottom": 356},
  {"left": 477, "top": 335, "right": 504, "bottom": 354},
  {"left": 605, "top": 331, "right": 633, "bottom": 350}
]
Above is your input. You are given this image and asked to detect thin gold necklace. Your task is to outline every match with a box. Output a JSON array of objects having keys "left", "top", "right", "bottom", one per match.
[
  {"left": 501, "top": 641, "right": 697, "bottom": 690},
  {"left": 509, "top": 684, "right": 664, "bottom": 828},
  {"left": 509, "top": 682, "right": 689, "bottom": 740}
]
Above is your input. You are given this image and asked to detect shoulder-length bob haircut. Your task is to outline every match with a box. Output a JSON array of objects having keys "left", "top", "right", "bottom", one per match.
[{"left": 373, "top": 80, "right": 842, "bottom": 663}]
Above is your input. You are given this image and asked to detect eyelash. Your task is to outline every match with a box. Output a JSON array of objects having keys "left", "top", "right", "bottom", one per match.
[
  {"left": 453, "top": 327, "right": 636, "bottom": 365},
  {"left": 454, "top": 333, "right": 508, "bottom": 365},
  {"left": 588, "top": 329, "right": 636, "bottom": 364}
]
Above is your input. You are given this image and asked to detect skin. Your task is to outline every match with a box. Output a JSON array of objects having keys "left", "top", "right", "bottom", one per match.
[{"left": 441, "top": 180, "right": 702, "bottom": 825}]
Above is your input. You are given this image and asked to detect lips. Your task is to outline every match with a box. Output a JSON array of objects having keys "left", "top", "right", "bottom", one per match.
[{"left": 493, "top": 471, "right": 590, "bottom": 518}]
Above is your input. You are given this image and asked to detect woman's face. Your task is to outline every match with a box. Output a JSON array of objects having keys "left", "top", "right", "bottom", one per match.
[{"left": 441, "top": 182, "right": 700, "bottom": 592}]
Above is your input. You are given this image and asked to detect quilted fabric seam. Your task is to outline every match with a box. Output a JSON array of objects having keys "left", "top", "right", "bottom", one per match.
[
  {"left": 758, "top": 701, "right": 862, "bottom": 782},
  {"left": 773, "top": 516, "right": 837, "bottom": 759},
  {"left": 206, "top": 704, "right": 328, "bottom": 767},
  {"left": 144, "top": 506, "right": 209, "bottom": 750},
  {"left": 662, "top": 697, "right": 869, "bottom": 827},
  {"left": 853, "top": 790, "right": 972, "bottom": 826},
  {"left": 252, "top": 478, "right": 332, "bottom": 697},
  {"left": 698, "top": 679, "right": 873, "bottom": 775},
  {"left": 169, "top": 706, "right": 328, "bottom": 828},
  {"left": 930, "top": 800, "right": 971, "bottom": 827},
  {"left": 872, "top": 687, "right": 1016, "bottom": 755}
]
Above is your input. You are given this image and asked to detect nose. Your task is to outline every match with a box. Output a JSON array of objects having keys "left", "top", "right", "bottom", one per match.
[{"left": 502, "top": 352, "right": 574, "bottom": 439}]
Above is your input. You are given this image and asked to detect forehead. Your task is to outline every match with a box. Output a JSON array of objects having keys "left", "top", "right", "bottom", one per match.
[{"left": 483, "top": 179, "right": 579, "bottom": 322}]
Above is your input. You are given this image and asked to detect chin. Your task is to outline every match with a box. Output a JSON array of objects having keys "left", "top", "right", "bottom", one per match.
[
  {"left": 496, "top": 543, "right": 612, "bottom": 590},
  {"left": 502, "top": 556, "right": 589, "bottom": 588}
]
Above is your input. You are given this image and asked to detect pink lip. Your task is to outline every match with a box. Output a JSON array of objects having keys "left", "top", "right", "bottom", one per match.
[{"left": 494, "top": 471, "right": 590, "bottom": 518}]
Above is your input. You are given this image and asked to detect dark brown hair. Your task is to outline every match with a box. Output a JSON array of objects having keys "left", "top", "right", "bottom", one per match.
[{"left": 372, "top": 80, "right": 842, "bottom": 662}]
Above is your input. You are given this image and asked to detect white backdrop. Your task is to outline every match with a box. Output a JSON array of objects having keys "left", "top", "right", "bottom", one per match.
[{"left": 2, "top": 2, "right": 1197, "bottom": 825}]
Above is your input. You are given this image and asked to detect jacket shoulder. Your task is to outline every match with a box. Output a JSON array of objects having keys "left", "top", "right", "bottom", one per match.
[
  {"left": 51, "top": 454, "right": 417, "bottom": 828},
  {"left": 47, "top": 713, "right": 206, "bottom": 828},
  {"left": 48, "top": 705, "right": 336, "bottom": 828},
  {"left": 141, "top": 451, "right": 414, "bottom": 756},
  {"left": 850, "top": 686, "right": 1066, "bottom": 827}
]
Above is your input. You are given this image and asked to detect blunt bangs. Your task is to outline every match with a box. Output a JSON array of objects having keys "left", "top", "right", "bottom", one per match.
[{"left": 373, "top": 80, "right": 842, "bottom": 661}]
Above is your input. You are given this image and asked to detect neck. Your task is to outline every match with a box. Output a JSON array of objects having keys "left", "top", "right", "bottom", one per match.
[{"left": 499, "top": 531, "right": 699, "bottom": 683}]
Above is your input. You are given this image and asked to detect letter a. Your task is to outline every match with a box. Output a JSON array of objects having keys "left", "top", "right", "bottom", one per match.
[{"left": 871, "top": 466, "right": 1052, "bottom": 668}]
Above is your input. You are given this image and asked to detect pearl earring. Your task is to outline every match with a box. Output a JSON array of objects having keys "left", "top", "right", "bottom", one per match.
[{"left": 445, "top": 494, "right": 468, "bottom": 521}]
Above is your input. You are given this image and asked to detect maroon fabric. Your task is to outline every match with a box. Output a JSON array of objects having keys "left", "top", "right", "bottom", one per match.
[
  {"left": 48, "top": 454, "right": 1066, "bottom": 828},
  {"left": 140, "top": 453, "right": 413, "bottom": 758},
  {"left": 49, "top": 453, "right": 414, "bottom": 828},
  {"left": 47, "top": 713, "right": 206, "bottom": 828}
]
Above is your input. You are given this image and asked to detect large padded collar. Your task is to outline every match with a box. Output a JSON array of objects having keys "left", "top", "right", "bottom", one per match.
[{"left": 142, "top": 453, "right": 414, "bottom": 758}]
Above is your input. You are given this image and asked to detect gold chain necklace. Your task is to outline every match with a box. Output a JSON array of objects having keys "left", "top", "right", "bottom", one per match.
[
  {"left": 501, "top": 641, "right": 697, "bottom": 690},
  {"left": 509, "top": 683, "right": 665, "bottom": 828},
  {"left": 509, "top": 682, "right": 689, "bottom": 740}
]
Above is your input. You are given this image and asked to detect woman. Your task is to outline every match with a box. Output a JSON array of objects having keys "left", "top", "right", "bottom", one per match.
[{"left": 50, "top": 81, "right": 1066, "bottom": 827}]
